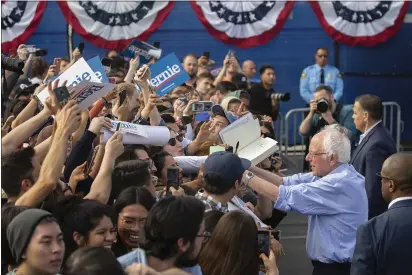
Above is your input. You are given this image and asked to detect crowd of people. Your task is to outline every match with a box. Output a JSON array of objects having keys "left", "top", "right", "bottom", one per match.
[{"left": 1, "top": 44, "right": 411, "bottom": 275}]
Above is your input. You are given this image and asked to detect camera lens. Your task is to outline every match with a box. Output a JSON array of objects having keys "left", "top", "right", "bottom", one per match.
[{"left": 316, "top": 99, "right": 329, "bottom": 113}]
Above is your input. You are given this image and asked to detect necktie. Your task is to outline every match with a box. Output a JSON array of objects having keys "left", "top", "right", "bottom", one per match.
[{"left": 320, "top": 69, "right": 325, "bottom": 84}]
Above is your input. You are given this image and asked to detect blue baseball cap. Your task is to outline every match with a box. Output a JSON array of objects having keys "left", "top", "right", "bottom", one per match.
[
  {"left": 204, "top": 151, "right": 251, "bottom": 183},
  {"left": 211, "top": 104, "right": 238, "bottom": 124}
]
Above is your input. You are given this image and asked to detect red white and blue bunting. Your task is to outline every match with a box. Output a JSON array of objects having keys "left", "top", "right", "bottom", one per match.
[
  {"left": 191, "top": 1, "right": 294, "bottom": 48},
  {"left": 310, "top": 1, "right": 410, "bottom": 46},
  {"left": 1, "top": 1, "right": 47, "bottom": 53},
  {"left": 58, "top": 1, "right": 175, "bottom": 50}
]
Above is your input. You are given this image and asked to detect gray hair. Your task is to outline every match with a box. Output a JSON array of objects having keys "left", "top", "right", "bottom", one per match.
[{"left": 321, "top": 125, "right": 351, "bottom": 163}]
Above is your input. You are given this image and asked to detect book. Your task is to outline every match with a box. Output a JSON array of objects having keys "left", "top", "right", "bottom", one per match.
[{"left": 219, "top": 116, "right": 278, "bottom": 166}]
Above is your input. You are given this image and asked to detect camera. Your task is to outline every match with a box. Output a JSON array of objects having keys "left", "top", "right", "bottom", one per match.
[
  {"left": 26, "top": 46, "right": 48, "bottom": 56},
  {"left": 271, "top": 92, "right": 291, "bottom": 102},
  {"left": 316, "top": 99, "right": 329, "bottom": 113},
  {"left": 1, "top": 54, "right": 24, "bottom": 74},
  {"left": 192, "top": 101, "right": 213, "bottom": 113}
]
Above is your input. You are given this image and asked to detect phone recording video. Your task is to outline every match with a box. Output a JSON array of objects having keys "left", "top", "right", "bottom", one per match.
[
  {"left": 203, "top": 51, "right": 210, "bottom": 59},
  {"left": 192, "top": 101, "right": 213, "bottom": 113},
  {"left": 118, "top": 90, "right": 127, "bottom": 106},
  {"left": 53, "top": 58, "right": 61, "bottom": 74},
  {"left": 78, "top": 42, "right": 85, "bottom": 54},
  {"left": 166, "top": 167, "right": 180, "bottom": 192},
  {"left": 258, "top": 230, "right": 270, "bottom": 259},
  {"left": 53, "top": 86, "right": 70, "bottom": 108}
]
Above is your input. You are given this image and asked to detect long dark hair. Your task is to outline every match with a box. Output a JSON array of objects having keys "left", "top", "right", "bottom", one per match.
[
  {"left": 52, "top": 196, "right": 116, "bottom": 262},
  {"left": 198, "top": 211, "right": 260, "bottom": 275}
]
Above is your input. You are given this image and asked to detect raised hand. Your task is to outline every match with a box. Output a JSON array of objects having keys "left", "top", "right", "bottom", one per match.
[
  {"left": 55, "top": 100, "right": 82, "bottom": 135},
  {"left": 105, "top": 131, "right": 124, "bottom": 160},
  {"left": 88, "top": 116, "right": 113, "bottom": 135}
]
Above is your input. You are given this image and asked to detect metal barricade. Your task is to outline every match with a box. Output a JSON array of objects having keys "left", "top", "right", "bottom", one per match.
[{"left": 282, "top": 102, "right": 403, "bottom": 155}]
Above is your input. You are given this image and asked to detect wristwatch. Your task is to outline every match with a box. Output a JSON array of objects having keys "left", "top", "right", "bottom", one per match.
[{"left": 245, "top": 172, "right": 255, "bottom": 188}]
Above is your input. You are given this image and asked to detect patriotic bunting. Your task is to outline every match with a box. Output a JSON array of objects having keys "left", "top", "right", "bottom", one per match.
[
  {"left": 191, "top": 1, "right": 294, "bottom": 48},
  {"left": 58, "top": 1, "right": 175, "bottom": 50},
  {"left": 310, "top": 1, "right": 410, "bottom": 46},
  {"left": 1, "top": 1, "right": 47, "bottom": 53}
]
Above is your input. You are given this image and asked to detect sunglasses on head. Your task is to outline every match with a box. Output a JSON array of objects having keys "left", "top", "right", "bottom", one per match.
[{"left": 168, "top": 138, "right": 177, "bottom": 146}]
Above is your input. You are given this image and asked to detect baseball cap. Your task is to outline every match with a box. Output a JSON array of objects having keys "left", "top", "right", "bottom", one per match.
[
  {"left": 211, "top": 104, "right": 238, "bottom": 124},
  {"left": 204, "top": 151, "right": 251, "bottom": 183},
  {"left": 227, "top": 90, "right": 250, "bottom": 100}
]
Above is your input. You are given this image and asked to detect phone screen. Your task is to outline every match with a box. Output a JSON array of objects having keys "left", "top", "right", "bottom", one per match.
[
  {"left": 53, "top": 58, "right": 61, "bottom": 74},
  {"left": 203, "top": 52, "right": 210, "bottom": 58},
  {"left": 257, "top": 230, "right": 270, "bottom": 258},
  {"left": 166, "top": 167, "right": 180, "bottom": 191},
  {"left": 78, "top": 42, "right": 85, "bottom": 54}
]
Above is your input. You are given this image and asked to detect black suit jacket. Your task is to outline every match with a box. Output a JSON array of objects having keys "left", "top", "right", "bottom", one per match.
[
  {"left": 350, "top": 122, "right": 396, "bottom": 219},
  {"left": 351, "top": 199, "right": 412, "bottom": 275}
]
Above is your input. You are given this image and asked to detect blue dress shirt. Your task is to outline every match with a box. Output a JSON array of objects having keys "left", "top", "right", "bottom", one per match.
[
  {"left": 274, "top": 163, "right": 368, "bottom": 263},
  {"left": 300, "top": 64, "right": 344, "bottom": 104}
]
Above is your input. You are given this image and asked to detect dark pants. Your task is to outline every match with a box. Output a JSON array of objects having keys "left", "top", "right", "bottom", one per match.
[{"left": 312, "top": 261, "right": 351, "bottom": 275}]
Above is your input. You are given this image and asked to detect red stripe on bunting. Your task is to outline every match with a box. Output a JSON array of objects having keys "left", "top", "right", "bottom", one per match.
[
  {"left": 57, "top": 1, "right": 175, "bottom": 50},
  {"left": 190, "top": 1, "right": 294, "bottom": 48}
]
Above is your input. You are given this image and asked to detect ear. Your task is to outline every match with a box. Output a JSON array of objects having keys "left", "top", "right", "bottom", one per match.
[
  {"left": 388, "top": 180, "right": 396, "bottom": 193},
  {"left": 233, "top": 179, "right": 240, "bottom": 190},
  {"left": 73, "top": 232, "right": 86, "bottom": 247},
  {"left": 176, "top": 238, "right": 190, "bottom": 254},
  {"left": 20, "top": 179, "right": 33, "bottom": 193}
]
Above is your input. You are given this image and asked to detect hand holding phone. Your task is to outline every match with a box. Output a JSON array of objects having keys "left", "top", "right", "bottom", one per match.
[
  {"left": 78, "top": 42, "right": 85, "bottom": 54},
  {"left": 258, "top": 230, "right": 271, "bottom": 258},
  {"left": 192, "top": 101, "right": 213, "bottom": 113},
  {"left": 118, "top": 90, "right": 127, "bottom": 106},
  {"left": 53, "top": 58, "right": 61, "bottom": 74},
  {"left": 166, "top": 167, "right": 180, "bottom": 192},
  {"left": 53, "top": 86, "right": 71, "bottom": 108}
]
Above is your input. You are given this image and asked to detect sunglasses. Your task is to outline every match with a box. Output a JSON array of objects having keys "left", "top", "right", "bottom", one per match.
[{"left": 168, "top": 138, "right": 177, "bottom": 146}]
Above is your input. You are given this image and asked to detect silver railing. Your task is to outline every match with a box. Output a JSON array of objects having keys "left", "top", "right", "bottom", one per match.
[{"left": 281, "top": 102, "right": 403, "bottom": 156}]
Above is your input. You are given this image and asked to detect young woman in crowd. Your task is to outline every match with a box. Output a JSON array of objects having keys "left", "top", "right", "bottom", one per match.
[
  {"left": 52, "top": 196, "right": 117, "bottom": 262},
  {"left": 199, "top": 211, "right": 278, "bottom": 275},
  {"left": 112, "top": 186, "right": 156, "bottom": 257}
]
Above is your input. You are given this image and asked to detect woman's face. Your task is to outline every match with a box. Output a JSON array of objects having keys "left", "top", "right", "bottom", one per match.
[
  {"left": 117, "top": 204, "right": 149, "bottom": 249},
  {"left": 25, "top": 222, "right": 65, "bottom": 275},
  {"left": 86, "top": 216, "right": 116, "bottom": 250},
  {"left": 164, "top": 130, "right": 184, "bottom": 157}
]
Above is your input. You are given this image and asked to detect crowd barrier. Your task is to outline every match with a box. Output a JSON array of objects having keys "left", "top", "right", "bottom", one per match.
[{"left": 278, "top": 102, "right": 403, "bottom": 157}]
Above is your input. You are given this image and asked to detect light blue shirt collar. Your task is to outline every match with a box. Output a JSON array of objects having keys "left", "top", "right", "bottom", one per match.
[{"left": 359, "top": 120, "right": 382, "bottom": 145}]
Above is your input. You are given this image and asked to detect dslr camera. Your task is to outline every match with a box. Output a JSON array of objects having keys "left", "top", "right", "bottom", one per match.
[
  {"left": 1, "top": 54, "right": 24, "bottom": 74},
  {"left": 316, "top": 99, "right": 329, "bottom": 113},
  {"left": 271, "top": 92, "right": 291, "bottom": 102}
]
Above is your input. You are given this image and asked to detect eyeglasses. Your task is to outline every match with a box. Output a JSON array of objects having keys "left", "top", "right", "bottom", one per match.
[
  {"left": 120, "top": 217, "right": 146, "bottom": 229},
  {"left": 317, "top": 55, "right": 328, "bottom": 58},
  {"left": 196, "top": 231, "right": 212, "bottom": 244},
  {"left": 307, "top": 152, "right": 327, "bottom": 158},
  {"left": 168, "top": 138, "right": 177, "bottom": 146}
]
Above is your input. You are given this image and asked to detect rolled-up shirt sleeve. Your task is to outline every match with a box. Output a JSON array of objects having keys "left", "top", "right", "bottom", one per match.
[{"left": 274, "top": 179, "right": 344, "bottom": 215}]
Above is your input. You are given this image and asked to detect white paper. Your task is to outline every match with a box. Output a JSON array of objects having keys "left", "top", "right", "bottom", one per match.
[
  {"left": 71, "top": 81, "right": 116, "bottom": 110},
  {"left": 110, "top": 121, "right": 148, "bottom": 138},
  {"left": 102, "top": 125, "right": 170, "bottom": 146},
  {"left": 219, "top": 112, "right": 254, "bottom": 139},
  {"left": 229, "top": 196, "right": 269, "bottom": 228},
  {"left": 37, "top": 58, "right": 101, "bottom": 106}
]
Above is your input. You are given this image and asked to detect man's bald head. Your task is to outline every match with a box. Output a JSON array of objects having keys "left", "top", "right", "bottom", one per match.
[
  {"left": 382, "top": 153, "right": 412, "bottom": 185},
  {"left": 242, "top": 60, "right": 256, "bottom": 79}
]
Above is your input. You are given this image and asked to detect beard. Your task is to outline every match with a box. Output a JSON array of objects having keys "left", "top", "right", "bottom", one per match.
[{"left": 175, "top": 245, "right": 198, "bottom": 268}]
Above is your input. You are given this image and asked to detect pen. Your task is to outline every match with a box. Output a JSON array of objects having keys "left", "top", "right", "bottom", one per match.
[{"left": 234, "top": 141, "right": 239, "bottom": 155}]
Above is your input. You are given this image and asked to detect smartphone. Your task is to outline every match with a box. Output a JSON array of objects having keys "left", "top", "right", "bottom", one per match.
[
  {"left": 153, "top": 41, "right": 160, "bottom": 48},
  {"left": 228, "top": 49, "right": 235, "bottom": 58},
  {"left": 78, "top": 42, "right": 85, "bottom": 54},
  {"left": 166, "top": 167, "right": 180, "bottom": 191},
  {"left": 179, "top": 97, "right": 188, "bottom": 104},
  {"left": 118, "top": 90, "right": 127, "bottom": 106},
  {"left": 192, "top": 101, "right": 213, "bottom": 113},
  {"left": 53, "top": 86, "right": 70, "bottom": 108},
  {"left": 84, "top": 147, "right": 99, "bottom": 176},
  {"left": 270, "top": 230, "right": 281, "bottom": 242},
  {"left": 258, "top": 230, "right": 270, "bottom": 260},
  {"left": 53, "top": 58, "right": 61, "bottom": 74},
  {"left": 101, "top": 57, "right": 112, "bottom": 67},
  {"left": 203, "top": 51, "right": 210, "bottom": 59}
]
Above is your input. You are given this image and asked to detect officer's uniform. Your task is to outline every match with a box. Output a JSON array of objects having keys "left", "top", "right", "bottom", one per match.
[{"left": 299, "top": 64, "right": 343, "bottom": 104}]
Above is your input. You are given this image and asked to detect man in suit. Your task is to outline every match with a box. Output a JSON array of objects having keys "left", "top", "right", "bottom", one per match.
[
  {"left": 350, "top": 94, "right": 396, "bottom": 219},
  {"left": 351, "top": 153, "right": 412, "bottom": 275}
]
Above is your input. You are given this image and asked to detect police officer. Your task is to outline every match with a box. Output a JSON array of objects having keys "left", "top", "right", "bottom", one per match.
[{"left": 300, "top": 48, "right": 343, "bottom": 104}]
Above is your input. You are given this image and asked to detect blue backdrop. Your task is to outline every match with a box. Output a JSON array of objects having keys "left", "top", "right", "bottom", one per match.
[{"left": 25, "top": 1, "right": 412, "bottom": 142}]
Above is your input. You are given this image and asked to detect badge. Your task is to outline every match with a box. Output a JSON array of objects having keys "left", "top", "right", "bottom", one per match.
[{"left": 301, "top": 72, "right": 307, "bottom": 79}]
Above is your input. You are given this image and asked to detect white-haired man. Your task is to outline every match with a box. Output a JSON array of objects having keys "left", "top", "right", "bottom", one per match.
[{"left": 243, "top": 126, "right": 368, "bottom": 275}]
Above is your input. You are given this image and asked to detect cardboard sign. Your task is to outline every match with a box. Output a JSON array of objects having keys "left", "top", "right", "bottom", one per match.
[
  {"left": 37, "top": 58, "right": 101, "bottom": 105},
  {"left": 122, "top": 40, "right": 162, "bottom": 64},
  {"left": 87, "top": 56, "right": 109, "bottom": 83},
  {"left": 71, "top": 81, "right": 116, "bottom": 110},
  {"left": 148, "top": 53, "right": 190, "bottom": 96},
  {"left": 109, "top": 121, "right": 148, "bottom": 138}
]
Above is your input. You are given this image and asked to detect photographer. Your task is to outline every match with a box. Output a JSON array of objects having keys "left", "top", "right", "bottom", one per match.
[{"left": 299, "top": 85, "right": 359, "bottom": 149}]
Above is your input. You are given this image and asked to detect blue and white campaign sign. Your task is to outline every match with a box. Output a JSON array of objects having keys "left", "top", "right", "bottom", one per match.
[
  {"left": 149, "top": 53, "right": 190, "bottom": 96},
  {"left": 121, "top": 40, "right": 162, "bottom": 64},
  {"left": 36, "top": 57, "right": 101, "bottom": 106},
  {"left": 71, "top": 81, "right": 116, "bottom": 110},
  {"left": 87, "top": 56, "right": 109, "bottom": 83}
]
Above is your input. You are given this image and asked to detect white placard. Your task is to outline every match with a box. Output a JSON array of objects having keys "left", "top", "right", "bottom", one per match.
[{"left": 71, "top": 81, "right": 116, "bottom": 110}]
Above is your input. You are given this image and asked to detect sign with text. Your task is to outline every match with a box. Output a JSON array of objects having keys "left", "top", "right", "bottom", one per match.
[
  {"left": 87, "top": 56, "right": 109, "bottom": 83},
  {"left": 71, "top": 81, "right": 116, "bottom": 110},
  {"left": 121, "top": 40, "right": 162, "bottom": 64},
  {"left": 148, "top": 53, "right": 189, "bottom": 96},
  {"left": 36, "top": 58, "right": 101, "bottom": 106},
  {"left": 109, "top": 121, "right": 148, "bottom": 138}
]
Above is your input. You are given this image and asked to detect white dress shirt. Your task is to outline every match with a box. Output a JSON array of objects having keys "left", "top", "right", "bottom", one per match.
[{"left": 358, "top": 120, "right": 382, "bottom": 145}]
